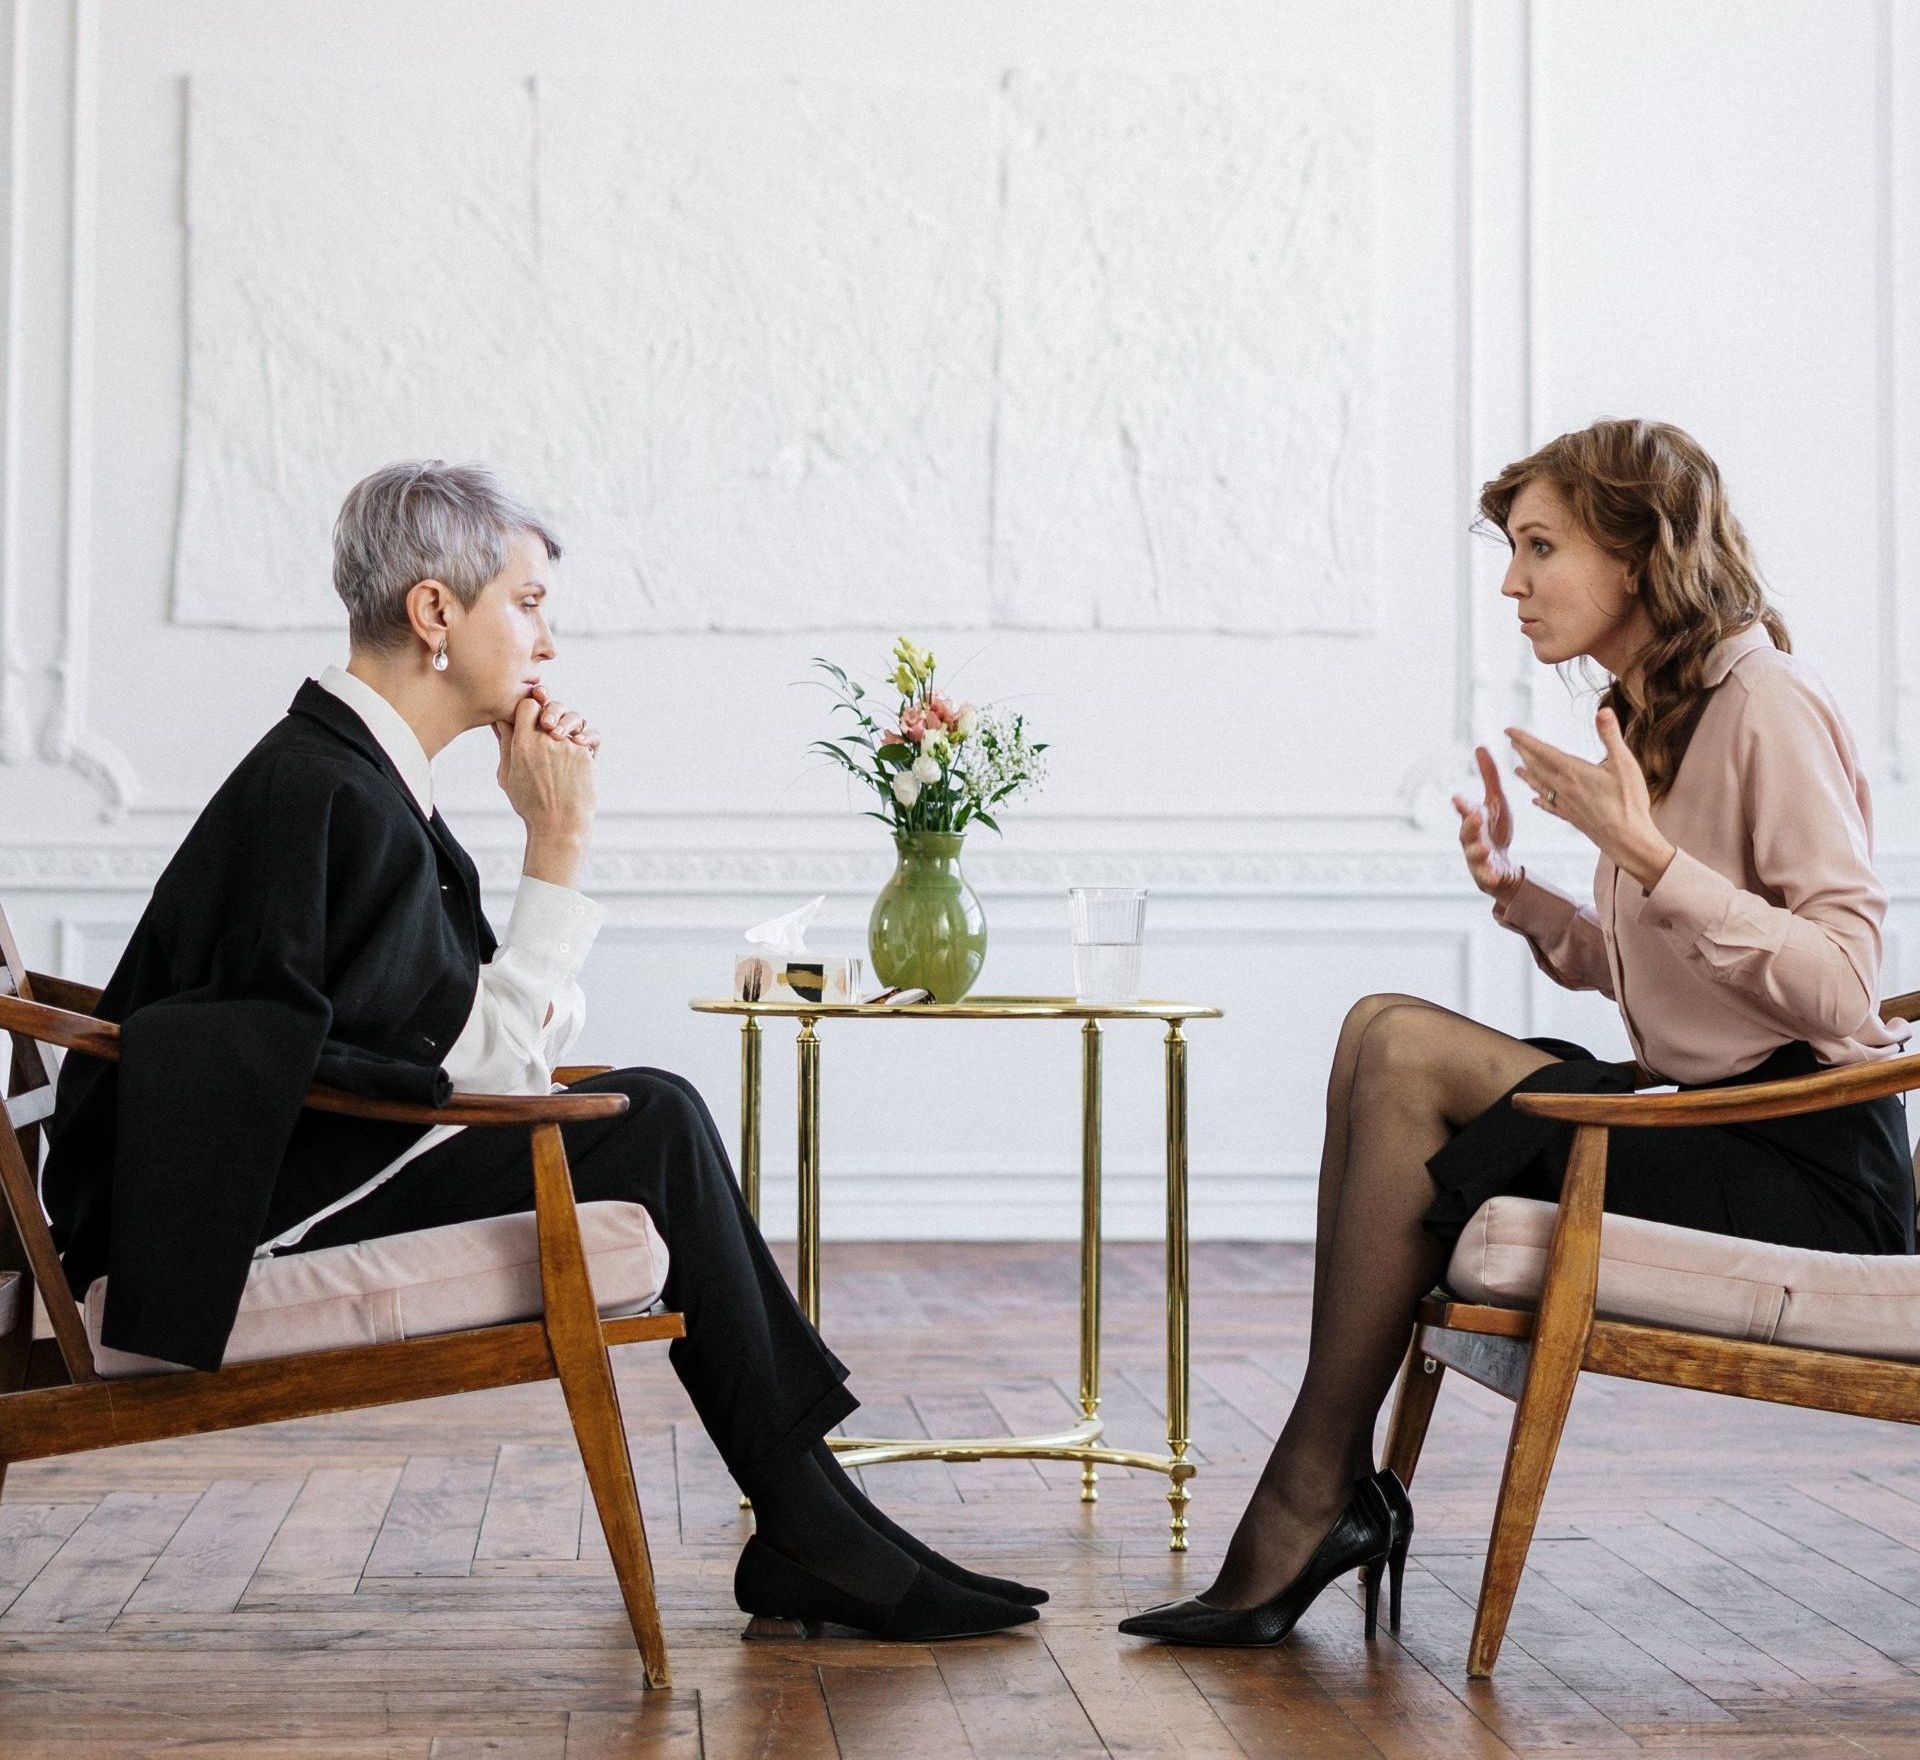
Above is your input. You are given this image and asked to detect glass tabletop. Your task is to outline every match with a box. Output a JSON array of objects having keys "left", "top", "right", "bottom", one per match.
[{"left": 689, "top": 994, "right": 1220, "bottom": 1021}]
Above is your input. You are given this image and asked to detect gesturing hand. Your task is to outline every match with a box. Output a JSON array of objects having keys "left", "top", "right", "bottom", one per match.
[
  {"left": 1452, "top": 745, "right": 1524, "bottom": 905},
  {"left": 1506, "top": 707, "right": 1676, "bottom": 891}
]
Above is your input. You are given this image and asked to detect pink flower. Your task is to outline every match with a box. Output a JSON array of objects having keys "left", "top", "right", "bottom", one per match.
[
  {"left": 899, "top": 706, "right": 929, "bottom": 744},
  {"left": 927, "top": 693, "right": 957, "bottom": 729}
]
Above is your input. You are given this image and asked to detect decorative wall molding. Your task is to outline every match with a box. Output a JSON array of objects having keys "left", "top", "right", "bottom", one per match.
[
  {"left": 0, "top": 0, "right": 135, "bottom": 815},
  {"left": 1884, "top": 0, "right": 1915, "bottom": 782},
  {"left": 15, "top": 838, "right": 1920, "bottom": 900},
  {"left": 0, "top": 0, "right": 28, "bottom": 765}
]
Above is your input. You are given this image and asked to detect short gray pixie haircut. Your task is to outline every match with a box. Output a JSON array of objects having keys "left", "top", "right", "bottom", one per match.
[{"left": 332, "top": 459, "right": 561, "bottom": 651}]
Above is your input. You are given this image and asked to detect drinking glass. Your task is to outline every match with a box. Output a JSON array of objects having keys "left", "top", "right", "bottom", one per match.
[{"left": 1068, "top": 886, "right": 1148, "bottom": 1004}]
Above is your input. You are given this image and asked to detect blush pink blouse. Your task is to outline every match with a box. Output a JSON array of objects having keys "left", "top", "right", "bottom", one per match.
[{"left": 1494, "top": 624, "right": 1912, "bottom": 1085}]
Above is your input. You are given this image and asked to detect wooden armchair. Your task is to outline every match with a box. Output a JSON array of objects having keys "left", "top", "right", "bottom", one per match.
[
  {"left": 0, "top": 906, "right": 682, "bottom": 1687},
  {"left": 1382, "top": 989, "right": 1920, "bottom": 1678}
]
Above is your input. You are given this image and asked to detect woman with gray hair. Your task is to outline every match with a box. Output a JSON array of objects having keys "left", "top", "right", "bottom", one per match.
[{"left": 43, "top": 459, "right": 1043, "bottom": 1642}]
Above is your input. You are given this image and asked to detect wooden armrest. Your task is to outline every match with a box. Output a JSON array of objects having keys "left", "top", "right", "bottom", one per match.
[
  {"left": 552, "top": 1064, "right": 613, "bottom": 1085},
  {"left": 1514, "top": 1052, "right": 1920, "bottom": 1128},
  {"left": 0, "top": 995, "right": 628, "bottom": 1127},
  {"left": 0, "top": 993, "right": 119, "bottom": 1058},
  {"left": 302, "top": 1085, "right": 630, "bottom": 1126},
  {"left": 25, "top": 972, "right": 103, "bottom": 1014}
]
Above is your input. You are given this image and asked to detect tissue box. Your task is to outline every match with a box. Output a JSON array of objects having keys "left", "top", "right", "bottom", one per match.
[{"left": 734, "top": 954, "right": 864, "bottom": 1005}]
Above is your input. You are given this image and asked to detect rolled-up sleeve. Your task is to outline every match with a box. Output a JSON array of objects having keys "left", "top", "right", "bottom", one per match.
[
  {"left": 1633, "top": 670, "right": 1884, "bottom": 1042},
  {"left": 1493, "top": 872, "right": 1616, "bottom": 996},
  {"left": 441, "top": 876, "right": 606, "bottom": 1094}
]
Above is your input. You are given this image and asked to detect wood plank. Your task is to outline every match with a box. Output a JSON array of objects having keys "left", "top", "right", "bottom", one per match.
[
  {"left": 0, "top": 1501, "right": 90, "bottom": 1616},
  {"left": 244, "top": 1464, "right": 404, "bottom": 1600},
  {"left": 1589, "top": 1508, "right": 1912, "bottom": 1684},
  {"left": 817, "top": 1659, "right": 972, "bottom": 1760},
  {"left": 0, "top": 1491, "right": 198, "bottom": 1631},
  {"left": 1664, "top": 1497, "right": 1920, "bottom": 1668},
  {"left": 477, "top": 1444, "right": 587, "bottom": 1563},
  {"left": 123, "top": 1476, "right": 302, "bottom": 1615},
  {"left": 429, "top": 1735, "right": 568, "bottom": 1759},
  {"left": 363, "top": 1455, "right": 498, "bottom": 1579},
  {"left": 1171, "top": 1647, "right": 1386, "bottom": 1758},
  {"left": 933, "top": 1634, "right": 1107, "bottom": 1756},
  {"left": 1423, "top": 1542, "right": 1733, "bottom": 1731},
  {"left": 1038, "top": 1619, "right": 1249, "bottom": 1757},
  {"left": 679, "top": 1650, "right": 838, "bottom": 1760},
  {"left": 563, "top": 1702, "right": 704, "bottom": 1758}
]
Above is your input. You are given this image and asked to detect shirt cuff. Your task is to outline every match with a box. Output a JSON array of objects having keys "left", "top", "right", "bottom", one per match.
[
  {"left": 1492, "top": 873, "right": 1579, "bottom": 942},
  {"left": 1638, "top": 847, "right": 1735, "bottom": 943},
  {"left": 504, "top": 874, "right": 605, "bottom": 977}
]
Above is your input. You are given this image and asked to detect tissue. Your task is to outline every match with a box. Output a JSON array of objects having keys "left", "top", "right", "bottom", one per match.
[{"left": 735, "top": 896, "right": 862, "bottom": 1004}]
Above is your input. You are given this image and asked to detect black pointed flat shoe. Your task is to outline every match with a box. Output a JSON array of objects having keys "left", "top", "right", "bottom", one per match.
[
  {"left": 1117, "top": 1477, "right": 1392, "bottom": 1647},
  {"left": 734, "top": 1536, "right": 1040, "bottom": 1642}
]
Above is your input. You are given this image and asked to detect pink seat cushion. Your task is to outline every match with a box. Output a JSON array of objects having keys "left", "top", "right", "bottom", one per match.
[
  {"left": 1447, "top": 1195, "right": 1920, "bottom": 1361},
  {"left": 84, "top": 1201, "right": 670, "bottom": 1378}
]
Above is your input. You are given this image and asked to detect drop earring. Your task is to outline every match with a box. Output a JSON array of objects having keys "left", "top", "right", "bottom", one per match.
[{"left": 431, "top": 642, "right": 449, "bottom": 672}]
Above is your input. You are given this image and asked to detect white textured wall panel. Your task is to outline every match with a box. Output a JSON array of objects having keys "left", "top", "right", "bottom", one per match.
[
  {"left": 992, "top": 75, "right": 1375, "bottom": 633},
  {"left": 170, "top": 70, "right": 1373, "bottom": 636},
  {"left": 533, "top": 77, "right": 998, "bottom": 632},
  {"left": 174, "top": 78, "right": 541, "bottom": 627}
]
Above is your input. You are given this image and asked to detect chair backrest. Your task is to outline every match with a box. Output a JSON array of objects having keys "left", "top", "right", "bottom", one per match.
[{"left": 0, "top": 900, "right": 98, "bottom": 1383}]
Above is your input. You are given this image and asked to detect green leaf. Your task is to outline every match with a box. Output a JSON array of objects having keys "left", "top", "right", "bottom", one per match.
[
  {"left": 876, "top": 743, "right": 913, "bottom": 765},
  {"left": 973, "top": 809, "right": 1001, "bottom": 833}
]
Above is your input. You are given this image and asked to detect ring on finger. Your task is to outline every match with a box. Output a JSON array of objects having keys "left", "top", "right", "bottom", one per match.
[{"left": 1545, "top": 788, "right": 1557, "bottom": 806}]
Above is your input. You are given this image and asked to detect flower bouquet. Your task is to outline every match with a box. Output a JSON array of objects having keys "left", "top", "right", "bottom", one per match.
[{"left": 810, "top": 638, "right": 1046, "bottom": 1001}]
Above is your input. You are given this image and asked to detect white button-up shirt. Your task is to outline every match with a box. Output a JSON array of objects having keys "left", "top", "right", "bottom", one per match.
[{"left": 258, "top": 665, "right": 606, "bottom": 1253}]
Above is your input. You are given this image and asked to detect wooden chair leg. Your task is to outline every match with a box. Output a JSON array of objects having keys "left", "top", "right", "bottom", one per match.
[
  {"left": 1382, "top": 1330, "right": 1445, "bottom": 1491},
  {"left": 1465, "top": 1123, "right": 1607, "bottom": 1678},
  {"left": 553, "top": 1323, "right": 672, "bottom": 1688},
  {"left": 532, "top": 1124, "right": 672, "bottom": 1689},
  {"left": 1467, "top": 1327, "right": 1581, "bottom": 1675}
]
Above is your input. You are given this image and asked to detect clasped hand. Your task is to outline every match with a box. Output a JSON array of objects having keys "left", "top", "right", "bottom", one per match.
[
  {"left": 1452, "top": 707, "right": 1676, "bottom": 899},
  {"left": 493, "top": 686, "right": 599, "bottom": 841}
]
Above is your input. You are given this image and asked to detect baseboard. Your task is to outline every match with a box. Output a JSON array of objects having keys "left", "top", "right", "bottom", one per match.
[{"left": 745, "top": 1167, "right": 1319, "bottom": 1242}]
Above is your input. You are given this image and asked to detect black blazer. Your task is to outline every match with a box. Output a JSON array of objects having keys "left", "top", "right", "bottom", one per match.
[{"left": 43, "top": 680, "right": 498, "bottom": 1370}]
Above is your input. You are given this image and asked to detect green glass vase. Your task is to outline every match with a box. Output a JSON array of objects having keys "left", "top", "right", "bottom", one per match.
[{"left": 867, "top": 830, "right": 987, "bottom": 1003}]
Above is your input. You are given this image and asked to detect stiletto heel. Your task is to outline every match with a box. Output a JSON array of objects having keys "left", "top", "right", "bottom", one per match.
[
  {"left": 1362, "top": 1555, "right": 1382, "bottom": 1639},
  {"left": 1117, "top": 1478, "right": 1393, "bottom": 1648},
  {"left": 1367, "top": 1467, "right": 1414, "bottom": 1636}
]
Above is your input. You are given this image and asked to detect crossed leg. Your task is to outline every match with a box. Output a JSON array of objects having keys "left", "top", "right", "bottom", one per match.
[{"left": 1204, "top": 996, "right": 1559, "bottom": 1608}]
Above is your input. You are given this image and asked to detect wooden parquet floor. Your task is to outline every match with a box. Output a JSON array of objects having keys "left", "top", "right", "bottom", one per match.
[{"left": 6, "top": 1241, "right": 1920, "bottom": 1757}]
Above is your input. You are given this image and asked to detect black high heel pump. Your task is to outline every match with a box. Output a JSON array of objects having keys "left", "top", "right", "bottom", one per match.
[
  {"left": 1358, "top": 1467, "right": 1414, "bottom": 1636},
  {"left": 1116, "top": 1477, "right": 1393, "bottom": 1647}
]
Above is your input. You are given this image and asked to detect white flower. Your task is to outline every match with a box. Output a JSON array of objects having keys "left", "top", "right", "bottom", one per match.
[
  {"left": 955, "top": 705, "right": 979, "bottom": 738},
  {"left": 912, "top": 753, "right": 942, "bottom": 784},
  {"left": 891, "top": 772, "right": 922, "bottom": 806}
]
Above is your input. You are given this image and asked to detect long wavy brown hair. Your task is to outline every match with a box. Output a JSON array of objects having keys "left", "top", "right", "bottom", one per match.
[{"left": 1478, "top": 419, "right": 1788, "bottom": 801}]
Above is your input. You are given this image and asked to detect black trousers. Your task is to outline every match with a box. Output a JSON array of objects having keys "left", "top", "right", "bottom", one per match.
[
  {"left": 286, "top": 1068, "right": 858, "bottom": 1484},
  {"left": 1424, "top": 1038, "right": 1916, "bottom": 1256}
]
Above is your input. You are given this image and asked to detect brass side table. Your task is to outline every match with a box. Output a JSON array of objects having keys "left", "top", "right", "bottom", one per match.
[{"left": 689, "top": 995, "right": 1221, "bottom": 1551}]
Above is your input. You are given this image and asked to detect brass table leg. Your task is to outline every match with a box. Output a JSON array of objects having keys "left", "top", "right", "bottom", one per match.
[
  {"left": 796, "top": 1017, "right": 822, "bottom": 1327},
  {"left": 1078, "top": 1019, "right": 1103, "bottom": 1503},
  {"left": 1165, "top": 1022, "right": 1193, "bottom": 1551},
  {"left": 739, "top": 1017, "right": 762, "bottom": 1223}
]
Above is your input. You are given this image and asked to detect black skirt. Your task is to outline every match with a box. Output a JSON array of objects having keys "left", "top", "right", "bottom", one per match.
[{"left": 1424, "top": 1038, "right": 1915, "bottom": 1257}]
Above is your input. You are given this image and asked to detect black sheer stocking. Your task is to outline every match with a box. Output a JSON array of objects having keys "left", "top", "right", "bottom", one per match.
[{"left": 1206, "top": 1000, "right": 1555, "bottom": 1609}]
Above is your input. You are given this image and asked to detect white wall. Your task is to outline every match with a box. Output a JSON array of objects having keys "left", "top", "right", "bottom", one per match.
[{"left": 1, "top": 0, "right": 1915, "bottom": 1239}]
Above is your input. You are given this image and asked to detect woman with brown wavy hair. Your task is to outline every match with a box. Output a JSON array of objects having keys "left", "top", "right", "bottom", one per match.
[{"left": 1121, "top": 418, "right": 1913, "bottom": 1648}]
